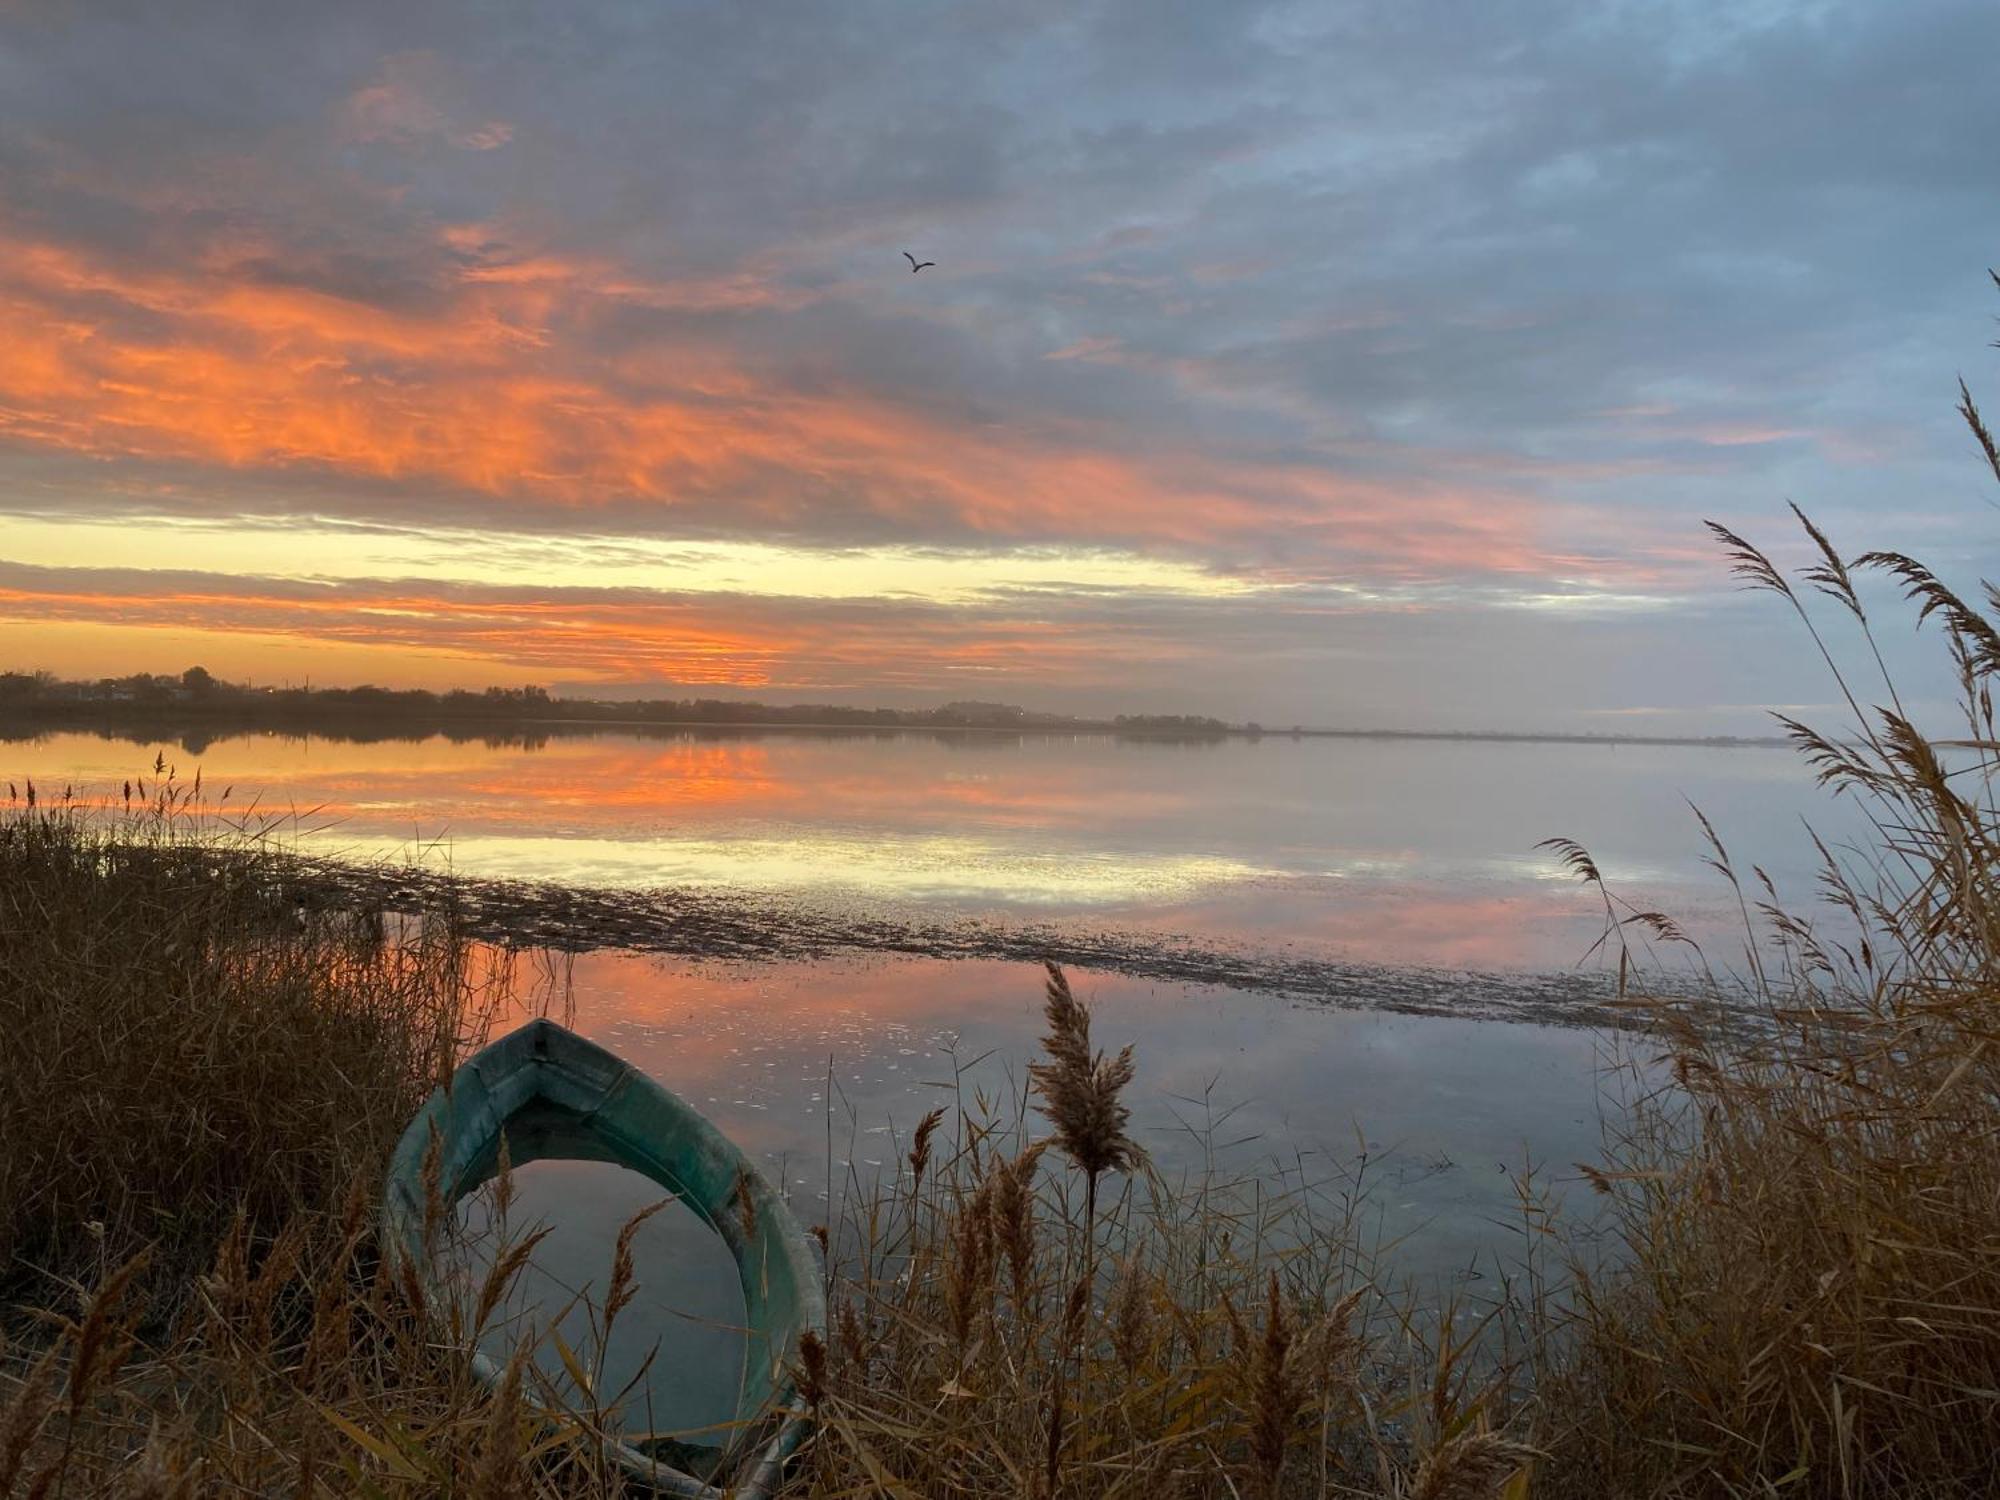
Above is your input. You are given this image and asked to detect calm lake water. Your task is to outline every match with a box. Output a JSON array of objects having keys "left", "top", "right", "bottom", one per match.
[
  {"left": 15, "top": 725, "right": 1847, "bottom": 969},
  {"left": 14, "top": 725, "right": 1853, "bottom": 1443}
]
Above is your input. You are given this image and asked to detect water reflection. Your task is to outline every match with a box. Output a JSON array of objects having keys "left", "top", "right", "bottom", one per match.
[
  {"left": 456, "top": 1162, "right": 751, "bottom": 1450},
  {"left": 444, "top": 949, "right": 1633, "bottom": 1447},
  {"left": 517, "top": 951, "right": 1623, "bottom": 1268},
  {"left": 7, "top": 727, "right": 1846, "bottom": 972}
]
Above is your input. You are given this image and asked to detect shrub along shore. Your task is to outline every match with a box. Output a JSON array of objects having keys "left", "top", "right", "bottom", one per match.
[{"left": 5, "top": 355, "right": 2000, "bottom": 1497}]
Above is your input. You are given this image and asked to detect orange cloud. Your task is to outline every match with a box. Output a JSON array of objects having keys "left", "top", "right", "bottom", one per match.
[
  {"left": 0, "top": 571, "right": 1204, "bottom": 690},
  {"left": 0, "top": 616, "right": 482, "bottom": 692},
  {"left": 0, "top": 225, "right": 1615, "bottom": 584}
]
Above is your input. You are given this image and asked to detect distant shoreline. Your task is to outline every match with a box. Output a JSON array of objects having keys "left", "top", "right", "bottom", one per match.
[{"left": 2, "top": 702, "right": 1792, "bottom": 752}]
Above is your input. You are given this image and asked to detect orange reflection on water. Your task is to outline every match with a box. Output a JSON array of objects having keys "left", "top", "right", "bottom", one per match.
[
  {"left": 443, "top": 739, "right": 1192, "bottom": 831},
  {"left": 9, "top": 728, "right": 1816, "bottom": 972},
  {"left": 30, "top": 731, "right": 1194, "bottom": 842}
]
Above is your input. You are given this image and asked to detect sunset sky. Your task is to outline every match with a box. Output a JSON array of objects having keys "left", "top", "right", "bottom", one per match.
[{"left": 2, "top": 0, "right": 1996, "bottom": 732}]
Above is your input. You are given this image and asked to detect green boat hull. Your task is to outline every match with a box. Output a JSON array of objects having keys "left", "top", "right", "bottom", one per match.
[{"left": 382, "top": 1018, "right": 825, "bottom": 1496}]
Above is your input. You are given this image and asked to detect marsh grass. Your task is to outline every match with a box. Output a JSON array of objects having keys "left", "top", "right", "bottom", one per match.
[
  {"left": 0, "top": 786, "right": 643, "bottom": 1496},
  {"left": 0, "top": 775, "right": 494, "bottom": 1309},
  {"left": 796, "top": 979, "right": 1536, "bottom": 1499},
  {"left": 1526, "top": 338, "right": 2000, "bottom": 1497}
]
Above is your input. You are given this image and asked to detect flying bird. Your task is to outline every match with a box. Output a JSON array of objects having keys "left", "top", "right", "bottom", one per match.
[{"left": 903, "top": 251, "right": 936, "bottom": 273}]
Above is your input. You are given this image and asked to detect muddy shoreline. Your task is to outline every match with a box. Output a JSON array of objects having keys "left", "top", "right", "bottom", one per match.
[{"left": 280, "top": 855, "right": 1721, "bottom": 1032}]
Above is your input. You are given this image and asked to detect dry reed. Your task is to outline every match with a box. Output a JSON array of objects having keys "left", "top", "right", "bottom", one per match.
[
  {"left": 0, "top": 791, "right": 633, "bottom": 1495},
  {"left": 1529, "top": 301, "right": 2000, "bottom": 1497},
  {"left": 797, "top": 962, "right": 1528, "bottom": 1498}
]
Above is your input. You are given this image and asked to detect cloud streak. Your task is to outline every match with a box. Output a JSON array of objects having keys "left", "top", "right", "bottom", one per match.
[
  {"left": 0, "top": 559, "right": 1240, "bottom": 690},
  {"left": 0, "top": 224, "right": 1624, "bottom": 586}
]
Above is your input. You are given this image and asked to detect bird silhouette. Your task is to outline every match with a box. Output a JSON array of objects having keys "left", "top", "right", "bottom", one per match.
[{"left": 903, "top": 251, "right": 936, "bottom": 273}]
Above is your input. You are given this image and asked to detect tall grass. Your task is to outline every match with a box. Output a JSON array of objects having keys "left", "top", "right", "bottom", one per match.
[
  {"left": 1529, "top": 331, "right": 2000, "bottom": 1496},
  {"left": 0, "top": 777, "right": 494, "bottom": 1305},
  {"left": 799, "top": 963, "right": 1535, "bottom": 1498},
  {"left": 0, "top": 786, "right": 616, "bottom": 1495}
]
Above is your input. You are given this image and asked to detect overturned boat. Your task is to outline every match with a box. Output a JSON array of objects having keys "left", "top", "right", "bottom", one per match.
[{"left": 382, "top": 1018, "right": 825, "bottom": 1497}]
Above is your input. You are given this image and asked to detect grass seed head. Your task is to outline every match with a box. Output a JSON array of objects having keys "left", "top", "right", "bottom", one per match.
[{"left": 1028, "top": 963, "right": 1142, "bottom": 1185}]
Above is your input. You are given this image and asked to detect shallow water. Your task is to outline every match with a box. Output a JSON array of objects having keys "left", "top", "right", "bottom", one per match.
[
  {"left": 441, "top": 948, "right": 1640, "bottom": 1441},
  {"left": 10, "top": 725, "right": 1849, "bottom": 971},
  {"left": 456, "top": 1161, "right": 751, "bottom": 1449}
]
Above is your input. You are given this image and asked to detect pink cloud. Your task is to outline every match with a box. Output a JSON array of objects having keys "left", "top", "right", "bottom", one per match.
[{"left": 340, "top": 54, "right": 513, "bottom": 151}]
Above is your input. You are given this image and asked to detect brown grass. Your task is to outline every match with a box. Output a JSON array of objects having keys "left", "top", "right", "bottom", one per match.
[
  {"left": 0, "top": 791, "right": 644, "bottom": 1495},
  {"left": 0, "top": 779, "right": 493, "bottom": 1310},
  {"left": 798, "top": 977, "right": 1529, "bottom": 1498},
  {"left": 1528, "top": 325, "right": 2000, "bottom": 1497}
]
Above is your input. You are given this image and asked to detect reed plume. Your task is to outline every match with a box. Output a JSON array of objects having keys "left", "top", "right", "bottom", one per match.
[
  {"left": 1028, "top": 962, "right": 1140, "bottom": 1232},
  {"left": 1243, "top": 1270, "right": 1299, "bottom": 1499},
  {"left": 1109, "top": 1251, "right": 1152, "bottom": 1375},
  {"left": 944, "top": 1180, "right": 995, "bottom": 1354},
  {"left": 471, "top": 1346, "right": 528, "bottom": 1500},
  {"left": 835, "top": 1300, "right": 869, "bottom": 1373},
  {"left": 602, "top": 1199, "right": 669, "bottom": 1345},
  {"left": 907, "top": 1105, "right": 945, "bottom": 1190},
  {"left": 796, "top": 1328, "right": 828, "bottom": 1409},
  {"left": 1407, "top": 1432, "right": 1538, "bottom": 1500},
  {"left": 991, "top": 1141, "right": 1046, "bottom": 1315}
]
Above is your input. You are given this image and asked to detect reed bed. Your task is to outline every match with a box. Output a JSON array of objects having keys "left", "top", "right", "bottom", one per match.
[
  {"left": 0, "top": 776, "right": 487, "bottom": 1304},
  {"left": 796, "top": 962, "right": 1535, "bottom": 1498},
  {"left": 1524, "top": 367, "right": 2000, "bottom": 1495},
  {"left": 0, "top": 787, "right": 628, "bottom": 1497}
]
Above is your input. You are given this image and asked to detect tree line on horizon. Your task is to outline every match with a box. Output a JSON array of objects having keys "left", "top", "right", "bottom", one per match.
[{"left": 0, "top": 666, "right": 1236, "bottom": 735}]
